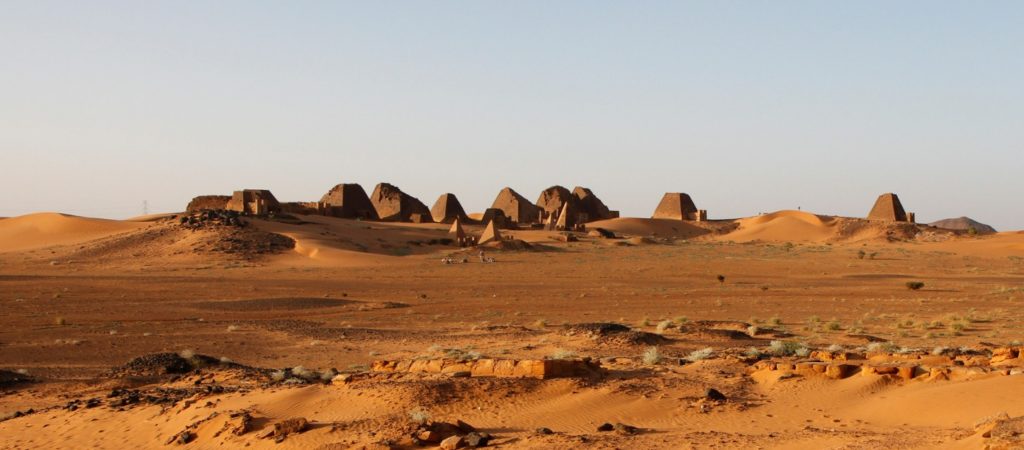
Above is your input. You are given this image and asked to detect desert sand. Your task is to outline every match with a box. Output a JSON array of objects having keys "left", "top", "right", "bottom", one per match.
[{"left": 1, "top": 207, "right": 1023, "bottom": 449}]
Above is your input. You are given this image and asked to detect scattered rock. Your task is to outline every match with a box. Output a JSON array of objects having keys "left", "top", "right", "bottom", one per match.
[
  {"left": 463, "top": 431, "right": 490, "bottom": 447},
  {"left": 613, "top": 422, "right": 639, "bottom": 435},
  {"left": 534, "top": 427, "right": 554, "bottom": 435},
  {"left": 175, "top": 430, "right": 195, "bottom": 445},
  {"left": 223, "top": 411, "right": 252, "bottom": 436},
  {"left": 440, "top": 435, "right": 464, "bottom": 450},
  {"left": 705, "top": 388, "right": 727, "bottom": 401},
  {"left": 270, "top": 417, "right": 308, "bottom": 441},
  {"left": 597, "top": 423, "right": 614, "bottom": 432}
]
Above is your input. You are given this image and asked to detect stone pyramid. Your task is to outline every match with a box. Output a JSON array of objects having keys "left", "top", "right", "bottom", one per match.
[
  {"left": 478, "top": 220, "right": 503, "bottom": 244},
  {"left": 431, "top": 193, "right": 468, "bottom": 223},
  {"left": 448, "top": 217, "right": 466, "bottom": 239},
  {"left": 652, "top": 193, "right": 698, "bottom": 220},
  {"left": 867, "top": 193, "right": 908, "bottom": 222}
]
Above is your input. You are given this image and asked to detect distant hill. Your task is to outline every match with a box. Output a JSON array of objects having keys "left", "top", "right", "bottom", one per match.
[{"left": 928, "top": 217, "right": 997, "bottom": 234}]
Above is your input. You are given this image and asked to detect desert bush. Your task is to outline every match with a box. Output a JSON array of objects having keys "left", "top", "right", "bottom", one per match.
[
  {"left": 767, "top": 340, "right": 808, "bottom": 357},
  {"left": 906, "top": 281, "right": 925, "bottom": 291},
  {"left": 292, "top": 365, "right": 316, "bottom": 380},
  {"left": 408, "top": 408, "right": 431, "bottom": 424},
  {"left": 866, "top": 342, "right": 899, "bottom": 353},
  {"left": 949, "top": 321, "right": 967, "bottom": 334},
  {"left": 655, "top": 320, "right": 673, "bottom": 334},
  {"left": 550, "top": 349, "right": 577, "bottom": 360},
  {"left": 684, "top": 347, "right": 713, "bottom": 362},
  {"left": 643, "top": 346, "right": 663, "bottom": 365}
]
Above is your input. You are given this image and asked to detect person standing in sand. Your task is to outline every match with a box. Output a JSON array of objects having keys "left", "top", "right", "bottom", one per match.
[{"left": 478, "top": 249, "right": 486, "bottom": 262}]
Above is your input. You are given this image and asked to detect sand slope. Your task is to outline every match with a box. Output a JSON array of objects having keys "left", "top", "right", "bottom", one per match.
[
  {"left": 0, "top": 213, "right": 145, "bottom": 252},
  {"left": 586, "top": 217, "right": 709, "bottom": 239},
  {"left": 920, "top": 232, "right": 1024, "bottom": 258},
  {"left": 252, "top": 215, "right": 454, "bottom": 267},
  {"left": 724, "top": 210, "right": 838, "bottom": 243}
]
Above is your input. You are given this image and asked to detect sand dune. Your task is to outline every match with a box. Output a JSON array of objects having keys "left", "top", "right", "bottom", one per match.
[
  {"left": 251, "top": 215, "right": 455, "bottom": 266},
  {"left": 586, "top": 217, "right": 709, "bottom": 239},
  {"left": 724, "top": 210, "right": 838, "bottom": 242},
  {"left": 0, "top": 212, "right": 145, "bottom": 252},
  {"left": 921, "top": 232, "right": 1024, "bottom": 258}
]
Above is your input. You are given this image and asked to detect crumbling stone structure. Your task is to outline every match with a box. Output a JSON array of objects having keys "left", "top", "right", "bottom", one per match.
[
  {"left": 319, "top": 183, "right": 378, "bottom": 220},
  {"left": 186, "top": 195, "right": 231, "bottom": 213},
  {"left": 370, "top": 358, "right": 604, "bottom": 380},
  {"left": 652, "top": 193, "right": 699, "bottom": 220},
  {"left": 280, "top": 202, "right": 320, "bottom": 215},
  {"left": 572, "top": 187, "right": 618, "bottom": 221},
  {"left": 430, "top": 193, "right": 469, "bottom": 223},
  {"left": 481, "top": 208, "right": 509, "bottom": 229},
  {"left": 225, "top": 190, "right": 281, "bottom": 216},
  {"left": 490, "top": 187, "right": 542, "bottom": 225},
  {"left": 867, "top": 193, "right": 909, "bottom": 222},
  {"left": 370, "top": 183, "right": 431, "bottom": 222},
  {"left": 535, "top": 185, "right": 590, "bottom": 229},
  {"left": 478, "top": 220, "right": 503, "bottom": 245}
]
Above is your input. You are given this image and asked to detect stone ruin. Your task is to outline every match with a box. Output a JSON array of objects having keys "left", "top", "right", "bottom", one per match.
[
  {"left": 536, "top": 185, "right": 578, "bottom": 221},
  {"left": 489, "top": 187, "right": 542, "bottom": 226},
  {"left": 370, "top": 182, "right": 431, "bottom": 222},
  {"left": 480, "top": 208, "right": 509, "bottom": 229},
  {"left": 225, "top": 190, "right": 281, "bottom": 216},
  {"left": 535, "top": 185, "right": 587, "bottom": 231},
  {"left": 448, "top": 217, "right": 476, "bottom": 247},
  {"left": 370, "top": 357, "right": 604, "bottom": 379},
  {"left": 430, "top": 193, "right": 469, "bottom": 224},
  {"left": 868, "top": 193, "right": 911, "bottom": 222},
  {"left": 186, "top": 195, "right": 231, "bottom": 213},
  {"left": 572, "top": 186, "right": 619, "bottom": 221},
  {"left": 652, "top": 192, "right": 700, "bottom": 221},
  {"left": 478, "top": 220, "right": 503, "bottom": 245},
  {"left": 319, "top": 183, "right": 378, "bottom": 220}
]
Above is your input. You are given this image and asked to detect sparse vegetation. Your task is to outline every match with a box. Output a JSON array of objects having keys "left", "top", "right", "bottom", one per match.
[
  {"left": 906, "top": 281, "right": 925, "bottom": 291},
  {"left": 409, "top": 408, "right": 431, "bottom": 424},
  {"left": 684, "top": 347, "right": 713, "bottom": 362},
  {"left": 550, "top": 349, "right": 577, "bottom": 360},
  {"left": 655, "top": 320, "right": 673, "bottom": 334},
  {"left": 866, "top": 342, "right": 899, "bottom": 353},
  {"left": 642, "top": 346, "right": 663, "bottom": 365},
  {"left": 767, "top": 340, "right": 808, "bottom": 357}
]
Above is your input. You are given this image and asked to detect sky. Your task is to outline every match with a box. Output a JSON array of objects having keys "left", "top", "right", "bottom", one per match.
[{"left": 2, "top": 1, "right": 1022, "bottom": 230}]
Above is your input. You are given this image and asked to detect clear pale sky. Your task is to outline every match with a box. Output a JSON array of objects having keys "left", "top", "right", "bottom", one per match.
[{"left": 2, "top": 2, "right": 1022, "bottom": 230}]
